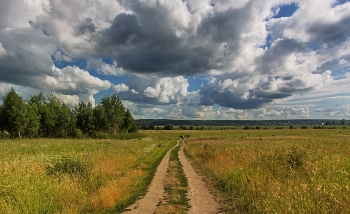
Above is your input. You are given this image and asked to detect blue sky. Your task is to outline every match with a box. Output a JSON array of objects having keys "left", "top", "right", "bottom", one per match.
[{"left": 0, "top": 0, "right": 350, "bottom": 120}]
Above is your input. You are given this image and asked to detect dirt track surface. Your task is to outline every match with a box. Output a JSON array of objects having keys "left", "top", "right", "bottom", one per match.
[
  {"left": 123, "top": 140, "right": 219, "bottom": 213},
  {"left": 123, "top": 142, "right": 178, "bottom": 214},
  {"left": 178, "top": 141, "right": 219, "bottom": 214}
]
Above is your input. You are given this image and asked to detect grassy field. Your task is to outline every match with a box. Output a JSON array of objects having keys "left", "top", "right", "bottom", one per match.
[
  {"left": 184, "top": 129, "right": 350, "bottom": 213},
  {"left": 0, "top": 136, "right": 175, "bottom": 213},
  {"left": 1, "top": 128, "right": 350, "bottom": 213}
]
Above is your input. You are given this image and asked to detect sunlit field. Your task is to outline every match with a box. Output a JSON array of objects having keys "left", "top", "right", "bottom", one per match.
[
  {"left": 184, "top": 128, "right": 350, "bottom": 213},
  {"left": 0, "top": 137, "right": 175, "bottom": 213},
  {"left": 1, "top": 128, "right": 350, "bottom": 213}
]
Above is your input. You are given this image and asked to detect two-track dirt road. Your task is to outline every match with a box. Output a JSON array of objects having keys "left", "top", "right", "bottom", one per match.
[{"left": 123, "top": 140, "right": 219, "bottom": 214}]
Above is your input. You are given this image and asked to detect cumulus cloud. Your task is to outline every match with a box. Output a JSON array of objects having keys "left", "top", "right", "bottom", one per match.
[
  {"left": 115, "top": 74, "right": 189, "bottom": 104},
  {"left": 0, "top": 0, "right": 350, "bottom": 119}
]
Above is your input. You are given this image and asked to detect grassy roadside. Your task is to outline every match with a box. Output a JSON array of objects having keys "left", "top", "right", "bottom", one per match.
[
  {"left": 0, "top": 138, "right": 175, "bottom": 214},
  {"left": 184, "top": 129, "right": 350, "bottom": 213},
  {"left": 155, "top": 142, "right": 190, "bottom": 214}
]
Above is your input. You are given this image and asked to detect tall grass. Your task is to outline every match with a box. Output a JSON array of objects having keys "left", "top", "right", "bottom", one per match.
[
  {"left": 185, "top": 129, "right": 350, "bottom": 213},
  {"left": 0, "top": 137, "right": 175, "bottom": 213}
]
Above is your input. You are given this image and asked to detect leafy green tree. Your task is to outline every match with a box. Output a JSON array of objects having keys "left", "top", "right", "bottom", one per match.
[
  {"left": 24, "top": 103, "right": 41, "bottom": 138},
  {"left": 76, "top": 101, "right": 95, "bottom": 136},
  {"left": 100, "top": 94, "right": 125, "bottom": 134},
  {"left": 56, "top": 103, "right": 75, "bottom": 137},
  {"left": 163, "top": 124, "right": 173, "bottom": 130},
  {"left": 1, "top": 88, "right": 28, "bottom": 138},
  {"left": 29, "top": 92, "right": 47, "bottom": 137},
  {"left": 93, "top": 105, "right": 108, "bottom": 133},
  {"left": 123, "top": 109, "right": 138, "bottom": 133}
]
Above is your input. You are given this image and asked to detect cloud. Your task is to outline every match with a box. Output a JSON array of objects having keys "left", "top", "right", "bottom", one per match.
[
  {"left": 46, "top": 65, "right": 112, "bottom": 95},
  {"left": 0, "top": 43, "right": 7, "bottom": 58},
  {"left": 53, "top": 93, "right": 80, "bottom": 107},
  {"left": 198, "top": 70, "right": 333, "bottom": 109},
  {"left": 115, "top": 74, "right": 189, "bottom": 104},
  {"left": 0, "top": 0, "right": 350, "bottom": 119},
  {"left": 113, "top": 83, "right": 129, "bottom": 93}
]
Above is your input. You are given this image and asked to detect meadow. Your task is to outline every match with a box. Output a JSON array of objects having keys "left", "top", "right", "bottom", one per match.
[
  {"left": 0, "top": 136, "right": 176, "bottom": 213},
  {"left": 1, "top": 128, "right": 350, "bottom": 213},
  {"left": 184, "top": 128, "right": 350, "bottom": 213}
]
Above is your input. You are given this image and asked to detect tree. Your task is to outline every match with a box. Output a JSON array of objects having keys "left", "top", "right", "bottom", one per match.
[
  {"left": 29, "top": 92, "right": 47, "bottom": 137},
  {"left": 24, "top": 103, "right": 41, "bottom": 138},
  {"left": 56, "top": 102, "right": 75, "bottom": 137},
  {"left": 163, "top": 124, "right": 173, "bottom": 130},
  {"left": 123, "top": 109, "right": 138, "bottom": 133},
  {"left": 93, "top": 105, "right": 108, "bottom": 133},
  {"left": 341, "top": 119, "right": 345, "bottom": 125},
  {"left": 1, "top": 88, "right": 28, "bottom": 138},
  {"left": 100, "top": 94, "right": 125, "bottom": 134},
  {"left": 76, "top": 101, "right": 95, "bottom": 136}
]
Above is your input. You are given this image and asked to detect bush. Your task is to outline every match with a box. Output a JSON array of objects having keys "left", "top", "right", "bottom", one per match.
[
  {"left": 163, "top": 124, "right": 173, "bottom": 130},
  {"left": 46, "top": 155, "right": 92, "bottom": 180},
  {"left": 286, "top": 147, "right": 306, "bottom": 168}
]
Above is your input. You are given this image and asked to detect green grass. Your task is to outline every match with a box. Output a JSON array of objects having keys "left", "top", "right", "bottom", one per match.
[
  {"left": 184, "top": 129, "right": 350, "bottom": 213},
  {"left": 0, "top": 137, "right": 175, "bottom": 213},
  {"left": 2, "top": 129, "right": 350, "bottom": 213}
]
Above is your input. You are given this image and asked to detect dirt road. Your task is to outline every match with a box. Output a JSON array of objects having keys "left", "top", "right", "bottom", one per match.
[
  {"left": 178, "top": 141, "right": 219, "bottom": 214},
  {"left": 123, "top": 140, "right": 219, "bottom": 213}
]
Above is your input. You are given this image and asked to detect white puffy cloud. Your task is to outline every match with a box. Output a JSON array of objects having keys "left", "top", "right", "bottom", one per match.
[
  {"left": 116, "top": 74, "right": 189, "bottom": 104},
  {"left": 0, "top": 0, "right": 350, "bottom": 119},
  {"left": 53, "top": 93, "right": 80, "bottom": 107},
  {"left": 113, "top": 83, "right": 129, "bottom": 93}
]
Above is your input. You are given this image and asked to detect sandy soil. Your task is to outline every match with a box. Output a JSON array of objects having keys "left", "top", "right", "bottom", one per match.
[{"left": 123, "top": 140, "right": 219, "bottom": 213}]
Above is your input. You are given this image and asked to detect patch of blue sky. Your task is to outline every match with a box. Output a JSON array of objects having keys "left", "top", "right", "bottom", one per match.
[
  {"left": 102, "top": 57, "right": 114, "bottom": 65},
  {"left": 94, "top": 88, "right": 117, "bottom": 104},
  {"left": 271, "top": 3, "right": 299, "bottom": 19},
  {"left": 331, "top": 0, "right": 350, "bottom": 7},
  {"left": 306, "top": 43, "right": 318, "bottom": 51},
  {"left": 53, "top": 58, "right": 87, "bottom": 70},
  {"left": 260, "top": 34, "right": 272, "bottom": 49},
  {"left": 331, "top": 68, "right": 349, "bottom": 80},
  {"left": 185, "top": 75, "right": 208, "bottom": 92}
]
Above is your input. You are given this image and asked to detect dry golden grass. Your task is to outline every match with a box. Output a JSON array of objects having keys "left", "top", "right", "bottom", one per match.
[
  {"left": 0, "top": 137, "right": 174, "bottom": 213},
  {"left": 185, "top": 129, "right": 350, "bottom": 213}
]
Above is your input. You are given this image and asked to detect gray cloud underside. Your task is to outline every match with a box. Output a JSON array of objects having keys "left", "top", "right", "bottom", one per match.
[{"left": 0, "top": 0, "right": 350, "bottom": 113}]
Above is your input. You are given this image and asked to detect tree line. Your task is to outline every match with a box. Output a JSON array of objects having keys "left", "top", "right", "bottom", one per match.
[{"left": 0, "top": 88, "right": 138, "bottom": 138}]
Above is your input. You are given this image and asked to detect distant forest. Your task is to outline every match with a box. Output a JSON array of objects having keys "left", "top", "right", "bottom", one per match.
[
  {"left": 0, "top": 88, "right": 138, "bottom": 138},
  {"left": 137, "top": 119, "right": 348, "bottom": 130}
]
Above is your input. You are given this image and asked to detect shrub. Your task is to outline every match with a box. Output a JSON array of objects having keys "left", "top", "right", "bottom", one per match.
[
  {"left": 286, "top": 147, "right": 306, "bottom": 168},
  {"left": 46, "top": 155, "right": 92, "bottom": 180}
]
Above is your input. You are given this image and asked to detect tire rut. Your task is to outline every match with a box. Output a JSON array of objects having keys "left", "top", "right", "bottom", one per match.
[
  {"left": 178, "top": 140, "right": 219, "bottom": 214},
  {"left": 123, "top": 142, "right": 179, "bottom": 214},
  {"left": 123, "top": 140, "right": 219, "bottom": 213}
]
